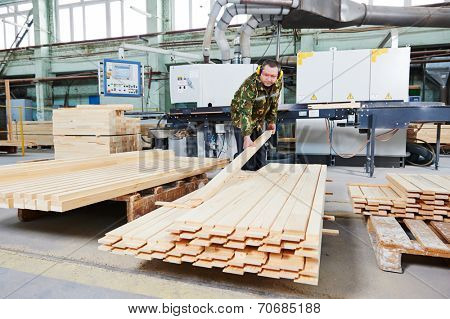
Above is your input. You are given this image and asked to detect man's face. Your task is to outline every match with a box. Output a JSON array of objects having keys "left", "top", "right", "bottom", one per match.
[{"left": 260, "top": 65, "right": 279, "bottom": 87}]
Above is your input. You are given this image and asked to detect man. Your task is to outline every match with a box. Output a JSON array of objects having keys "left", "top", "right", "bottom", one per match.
[{"left": 231, "top": 59, "right": 283, "bottom": 171}]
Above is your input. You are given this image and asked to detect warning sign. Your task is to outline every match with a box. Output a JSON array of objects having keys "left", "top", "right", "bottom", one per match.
[
  {"left": 385, "top": 93, "right": 392, "bottom": 100},
  {"left": 311, "top": 94, "right": 317, "bottom": 101},
  {"left": 347, "top": 93, "right": 354, "bottom": 100}
]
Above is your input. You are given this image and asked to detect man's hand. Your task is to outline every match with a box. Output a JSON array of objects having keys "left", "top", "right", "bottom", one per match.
[
  {"left": 243, "top": 135, "right": 255, "bottom": 149},
  {"left": 267, "top": 123, "right": 276, "bottom": 131}
]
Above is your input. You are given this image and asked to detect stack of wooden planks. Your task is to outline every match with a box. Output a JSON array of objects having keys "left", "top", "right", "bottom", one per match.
[
  {"left": 12, "top": 121, "right": 53, "bottom": 146},
  {"left": 367, "top": 216, "right": 450, "bottom": 273},
  {"left": 349, "top": 174, "right": 450, "bottom": 222},
  {"left": 0, "top": 150, "right": 228, "bottom": 212},
  {"left": 98, "top": 163, "right": 327, "bottom": 285},
  {"left": 53, "top": 104, "right": 140, "bottom": 159},
  {"left": 408, "top": 123, "right": 450, "bottom": 144}
]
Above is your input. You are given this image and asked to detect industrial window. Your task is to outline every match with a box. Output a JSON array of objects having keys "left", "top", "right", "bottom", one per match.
[
  {"left": 0, "top": 0, "right": 34, "bottom": 50},
  {"left": 172, "top": 0, "right": 250, "bottom": 31},
  {"left": 56, "top": 0, "right": 147, "bottom": 43}
]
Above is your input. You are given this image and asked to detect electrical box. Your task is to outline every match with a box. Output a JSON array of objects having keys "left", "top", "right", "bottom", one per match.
[
  {"left": 296, "top": 48, "right": 410, "bottom": 103},
  {"left": 333, "top": 49, "right": 371, "bottom": 102},
  {"left": 370, "top": 47, "right": 410, "bottom": 101},
  {"left": 98, "top": 59, "right": 143, "bottom": 97},
  {"left": 170, "top": 64, "right": 257, "bottom": 107},
  {"left": 296, "top": 51, "right": 333, "bottom": 104}
]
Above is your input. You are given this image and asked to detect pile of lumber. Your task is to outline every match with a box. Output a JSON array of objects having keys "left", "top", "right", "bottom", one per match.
[
  {"left": 349, "top": 174, "right": 450, "bottom": 222},
  {"left": 408, "top": 123, "right": 450, "bottom": 144},
  {"left": 0, "top": 150, "right": 228, "bottom": 212},
  {"left": 98, "top": 132, "right": 328, "bottom": 285},
  {"left": 53, "top": 104, "right": 140, "bottom": 159},
  {"left": 12, "top": 121, "right": 53, "bottom": 146}
]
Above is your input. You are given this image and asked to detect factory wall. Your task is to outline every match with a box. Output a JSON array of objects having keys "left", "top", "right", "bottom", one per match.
[{"left": 1, "top": 0, "right": 449, "bottom": 116}]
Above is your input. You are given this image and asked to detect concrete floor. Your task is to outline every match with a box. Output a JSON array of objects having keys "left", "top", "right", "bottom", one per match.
[{"left": 0, "top": 149, "right": 449, "bottom": 299}]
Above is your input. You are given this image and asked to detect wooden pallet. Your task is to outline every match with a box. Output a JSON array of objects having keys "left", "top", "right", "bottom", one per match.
[
  {"left": 366, "top": 216, "right": 450, "bottom": 273},
  {"left": 0, "top": 150, "right": 227, "bottom": 212},
  {"left": 0, "top": 143, "right": 18, "bottom": 154},
  {"left": 112, "top": 174, "right": 208, "bottom": 222},
  {"left": 98, "top": 131, "right": 331, "bottom": 286}
]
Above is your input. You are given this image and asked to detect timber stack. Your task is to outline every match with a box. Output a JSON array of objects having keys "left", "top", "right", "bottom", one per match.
[
  {"left": 349, "top": 173, "right": 450, "bottom": 222},
  {"left": 99, "top": 162, "right": 328, "bottom": 285},
  {"left": 53, "top": 104, "right": 140, "bottom": 159}
]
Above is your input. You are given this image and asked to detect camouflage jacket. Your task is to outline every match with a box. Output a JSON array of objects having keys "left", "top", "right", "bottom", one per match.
[{"left": 231, "top": 72, "right": 282, "bottom": 136}]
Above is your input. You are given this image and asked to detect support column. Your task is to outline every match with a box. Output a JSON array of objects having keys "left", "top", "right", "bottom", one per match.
[
  {"left": 33, "top": 0, "right": 52, "bottom": 120},
  {"left": 300, "top": 30, "right": 316, "bottom": 52},
  {"left": 144, "top": 0, "right": 165, "bottom": 112}
]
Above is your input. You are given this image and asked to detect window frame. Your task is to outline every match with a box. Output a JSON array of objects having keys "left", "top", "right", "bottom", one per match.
[
  {"left": 0, "top": 0, "right": 34, "bottom": 50},
  {"left": 55, "top": 0, "right": 146, "bottom": 43}
]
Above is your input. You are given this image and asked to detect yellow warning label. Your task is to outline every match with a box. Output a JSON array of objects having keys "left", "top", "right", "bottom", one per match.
[
  {"left": 385, "top": 93, "right": 392, "bottom": 100},
  {"left": 347, "top": 93, "right": 354, "bottom": 100},
  {"left": 297, "top": 52, "right": 315, "bottom": 66},
  {"left": 311, "top": 94, "right": 317, "bottom": 101},
  {"left": 371, "top": 48, "right": 388, "bottom": 63}
]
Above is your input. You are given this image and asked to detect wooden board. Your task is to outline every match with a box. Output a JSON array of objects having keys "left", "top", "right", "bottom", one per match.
[
  {"left": 404, "top": 219, "right": 450, "bottom": 254},
  {"left": 430, "top": 221, "right": 450, "bottom": 243},
  {"left": 54, "top": 134, "right": 140, "bottom": 160},
  {"left": 76, "top": 104, "right": 134, "bottom": 111},
  {"left": 53, "top": 108, "right": 140, "bottom": 136}
]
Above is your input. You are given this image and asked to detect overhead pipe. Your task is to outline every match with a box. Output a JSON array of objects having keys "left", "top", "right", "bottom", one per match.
[
  {"left": 215, "top": 4, "right": 289, "bottom": 63},
  {"left": 230, "top": 0, "right": 295, "bottom": 6},
  {"left": 203, "top": 0, "right": 299, "bottom": 63},
  {"left": 240, "top": 15, "right": 283, "bottom": 63},
  {"left": 282, "top": 0, "right": 450, "bottom": 29}
]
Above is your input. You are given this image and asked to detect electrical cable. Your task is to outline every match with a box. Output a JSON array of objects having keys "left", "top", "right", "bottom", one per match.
[{"left": 325, "top": 119, "right": 401, "bottom": 159}]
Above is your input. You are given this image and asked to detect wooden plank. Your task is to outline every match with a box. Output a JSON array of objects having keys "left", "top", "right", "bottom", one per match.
[
  {"left": 404, "top": 219, "right": 450, "bottom": 254},
  {"left": 76, "top": 104, "right": 134, "bottom": 111},
  {"left": 184, "top": 130, "right": 274, "bottom": 208},
  {"left": 370, "top": 216, "right": 414, "bottom": 250},
  {"left": 386, "top": 174, "right": 421, "bottom": 195},
  {"left": 430, "top": 222, "right": 450, "bottom": 243}
]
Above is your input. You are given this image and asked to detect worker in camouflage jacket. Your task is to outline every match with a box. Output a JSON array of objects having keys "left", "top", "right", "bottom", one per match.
[{"left": 231, "top": 59, "right": 283, "bottom": 171}]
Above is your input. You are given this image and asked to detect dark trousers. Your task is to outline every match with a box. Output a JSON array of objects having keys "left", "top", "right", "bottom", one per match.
[{"left": 234, "top": 127, "right": 267, "bottom": 171}]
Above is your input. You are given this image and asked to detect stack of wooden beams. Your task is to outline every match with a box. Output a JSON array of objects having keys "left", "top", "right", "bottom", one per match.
[
  {"left": 12, "top": 121, "right": 53, "bottom": 146},
  {"left": 0, "top": 150, "right": 228, "bottom": 212},
  {"left": 98, "top": 163, "right": 327, "bottom": 285},
  {"left": 349, "top": 174, "right": 450, "bottom": 222},
  {"left": 408, "top": 123, "right": 450, "bottom": 144},
  {"left": 53, "top": 104, "right": 140, "bottom": 159}
]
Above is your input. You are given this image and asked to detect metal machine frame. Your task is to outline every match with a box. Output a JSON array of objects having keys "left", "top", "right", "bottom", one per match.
[{"left": 168, "top": 101, "right": 450, "bottom": 177}]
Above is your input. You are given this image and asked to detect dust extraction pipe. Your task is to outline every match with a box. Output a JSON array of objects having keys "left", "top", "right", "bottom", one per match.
[
  {"left": 203, "top": 0, "right": 299, "bottom": 63},
  {"left": 282, "top": 0, "right": 450, "bottom": 29},
  {"left": 239, "top": 15, "right": 283, "bottom": 63},
  {"left": 215, "top": 5, "right": 289, "bottom": 63}
]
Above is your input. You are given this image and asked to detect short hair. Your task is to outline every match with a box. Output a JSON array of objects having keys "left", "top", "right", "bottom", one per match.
[{"left": 261, "top": 59, "right": 281, "bottom": 74}]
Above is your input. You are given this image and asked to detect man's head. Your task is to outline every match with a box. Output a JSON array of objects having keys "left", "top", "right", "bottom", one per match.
[{"left": 259, "top": 60, "right": 281, "bottom": 87}]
